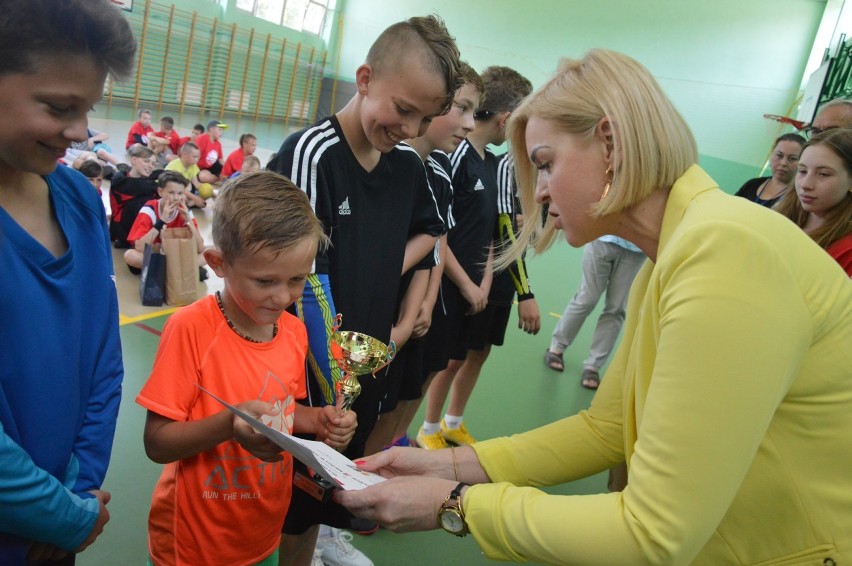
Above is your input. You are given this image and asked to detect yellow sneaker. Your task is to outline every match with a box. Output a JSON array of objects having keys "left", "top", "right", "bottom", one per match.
[
  {"left": 417, "top": 426, "right": 449, "bottom": 450},
  {"left": 441, "top": 420, "right": 477, "bottom": 445}
]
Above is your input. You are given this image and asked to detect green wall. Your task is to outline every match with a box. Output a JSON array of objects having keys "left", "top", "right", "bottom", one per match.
[{"left": 333, "top": 0, "right": 825, "bottom": 191}]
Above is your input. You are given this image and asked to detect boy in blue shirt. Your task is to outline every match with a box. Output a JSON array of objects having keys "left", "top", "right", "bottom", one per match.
[{"left": 0, "top": 1, "right": 135, "bottom": 564}]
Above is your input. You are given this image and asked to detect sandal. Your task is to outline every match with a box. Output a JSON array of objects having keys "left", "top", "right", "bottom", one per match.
[
  {"left": 544, "top": 350, "right": 564, "bottom": 372},
  {"left": 581, "top": 368, "right": 600, "bottom": 390}
]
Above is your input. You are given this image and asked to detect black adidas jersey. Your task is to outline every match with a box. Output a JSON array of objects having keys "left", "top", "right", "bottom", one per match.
[
  {"left": 268, "top": 115, "right": 444, "bottom": 343},
  {"left": 490, "top": 152, "right": 534, "bottom": 306},
  {"left": 426, "top": 151, "right": 453, "bottom": 233},
  {"left": 447, "top": 139, "right": 498, "bottom": 281}
]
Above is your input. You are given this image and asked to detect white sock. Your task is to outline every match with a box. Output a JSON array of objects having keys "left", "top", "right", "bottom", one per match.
[
  {"left": 444, "top": 414, "right": 463, "bottom": 429},
  {"left": 422, "top": 421, "right": 441, "bottom": 435},
  {"left": 318, "top": 524, "right": 332, "bottom": 538}
]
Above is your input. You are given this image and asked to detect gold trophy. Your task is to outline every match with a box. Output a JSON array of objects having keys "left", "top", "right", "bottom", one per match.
[
  {"left": 330, "top": 313, "right": 396, "bottom": 413},
  {"left": 294, "top": 313, "right": 396, "bottom": 502}
]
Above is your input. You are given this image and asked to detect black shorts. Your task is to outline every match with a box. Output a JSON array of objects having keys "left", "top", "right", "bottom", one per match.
[
  {"left": 460, "top": 302, "right": 512, "bottom": 353},
  {"left": 422, "top": 306, "right": 468, "bottom": 373},
  {"left": 205, "top": 161, "right": 223, "bottom": 177},
  {"left": 380, "top": 338, "right": 426, "bottom": 412}
]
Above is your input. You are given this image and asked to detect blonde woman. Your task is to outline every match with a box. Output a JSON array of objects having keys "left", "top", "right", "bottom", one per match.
[{"left": 335, "top": 49, "right": 852, "bottom": 565}]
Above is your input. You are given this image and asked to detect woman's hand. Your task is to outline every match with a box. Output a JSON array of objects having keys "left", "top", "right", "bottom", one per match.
[
  {"left": 350, "top": 446, "right": 454, "bottom": 480},
  {"left": 335, "top": 475, "right": 458, "bottom": 533}
]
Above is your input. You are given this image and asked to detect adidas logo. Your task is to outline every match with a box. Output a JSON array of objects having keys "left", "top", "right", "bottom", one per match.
[
  {"left": 474, "top": 179, "right": 485, "bottom": 191},
  {"left": 338, "top": 197, "right": 351, "bottom": 216}
]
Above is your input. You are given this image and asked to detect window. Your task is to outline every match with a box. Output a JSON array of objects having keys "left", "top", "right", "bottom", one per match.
[{"left": 236, "top": 0, "right": 331, "bottom": 35}]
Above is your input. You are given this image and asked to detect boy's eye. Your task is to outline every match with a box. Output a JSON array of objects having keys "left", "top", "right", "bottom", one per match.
[{"left": 395, "top": 104, "right": 411, "bottom": 116}]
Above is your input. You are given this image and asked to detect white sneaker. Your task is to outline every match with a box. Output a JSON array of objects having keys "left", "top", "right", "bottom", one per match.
[
  {"left": 316, "top": 527, "right": 374, "bottom": 566},
  {"left": 311, "top": 547, "right": 326, "bottom": 566}
]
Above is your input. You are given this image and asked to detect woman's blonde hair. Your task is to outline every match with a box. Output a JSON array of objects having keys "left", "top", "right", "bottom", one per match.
[
  {"left": 500, "top": 49, "right": 697, "bottom": 267},
  {"left": 775, "top": 129, "right": 852, "bottom": 249}
]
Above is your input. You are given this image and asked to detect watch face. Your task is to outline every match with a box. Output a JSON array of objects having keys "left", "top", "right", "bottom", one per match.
[{"left": 440, "top": 509, "right": 464, "bottom": 533}]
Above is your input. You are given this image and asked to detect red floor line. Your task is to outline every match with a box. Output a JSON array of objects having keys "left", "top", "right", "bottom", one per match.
[{"left": 134, "top": 322, "right": 162, "bottom": 336}]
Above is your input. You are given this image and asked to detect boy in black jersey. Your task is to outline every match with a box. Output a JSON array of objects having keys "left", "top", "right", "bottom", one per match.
[
  {"left": 267, "top": 15, "right": 461, "bottom": 566},
  {"left": 418, "top": 66, "right": 539, "bottom": 450},
  {"left": 367, "top": 63, "right": 485, "bottom": 454}
]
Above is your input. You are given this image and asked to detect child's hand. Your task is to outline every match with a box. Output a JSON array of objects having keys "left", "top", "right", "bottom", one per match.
[
  {"left": 412, "top": 303, "right": 433, "bottom": 338},
  {"left": 160, "top": 196, "right": 177, "bottom": 223},
  {"left": 177, "top": 200, "right": 191, "bottom": 222},
  {"left": 190, "top": 193, "right": 207, "bottom": 208},
  {"left": 233, "top": 400, "right": 284, "bottom": 462},
  {"left": 462, "top": 281, "right": 487, "bottom": 315},
  {"left": 315, "top": 405, "right": 357, "bottom": 450}
]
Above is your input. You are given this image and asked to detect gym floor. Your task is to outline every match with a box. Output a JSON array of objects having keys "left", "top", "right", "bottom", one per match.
[{"left": 77, "top": 109, "right": 611, "bottom": 565}]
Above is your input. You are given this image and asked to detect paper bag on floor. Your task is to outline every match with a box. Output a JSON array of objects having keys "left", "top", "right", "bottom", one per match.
[
  {"left": 161, "top": 227, "right": 198, "bottom": 306},
  {"left": 139, "top": 243, "right": 166, "bottom": 306}
]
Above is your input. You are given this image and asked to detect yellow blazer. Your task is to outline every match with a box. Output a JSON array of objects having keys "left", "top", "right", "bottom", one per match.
[{"left": 468, "top": 165, "right": 852, "bottom": 565}]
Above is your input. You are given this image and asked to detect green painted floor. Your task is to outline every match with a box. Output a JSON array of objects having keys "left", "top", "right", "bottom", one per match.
[{"left": 76, "top": 107, "right": 619, "bottom": 565}]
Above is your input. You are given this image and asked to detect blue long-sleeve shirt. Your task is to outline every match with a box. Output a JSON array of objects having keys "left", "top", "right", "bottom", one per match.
[{"left": 0, "top": 165, "right": 124, "bottom": 562}]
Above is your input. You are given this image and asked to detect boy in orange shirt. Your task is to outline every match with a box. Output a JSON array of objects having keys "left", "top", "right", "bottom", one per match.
[{"left": 136, "top": 171, "right": 357, "bottom": 566}]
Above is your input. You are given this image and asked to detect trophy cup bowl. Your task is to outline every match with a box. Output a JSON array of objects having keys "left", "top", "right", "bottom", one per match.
[{"left": 330, "top": 314, "right": 395, "bottom": 413}]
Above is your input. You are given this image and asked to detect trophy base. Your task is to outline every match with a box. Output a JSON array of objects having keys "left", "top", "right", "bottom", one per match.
[{"left": 294, "top": 469, "right": 335, "bottom": 502}]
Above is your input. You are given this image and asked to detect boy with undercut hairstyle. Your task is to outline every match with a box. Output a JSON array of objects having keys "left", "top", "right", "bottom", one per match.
[
  {"left": 267, "top": 14, "right": 462, "bottom": 566},
  {"left": 418, "top": 65, "right": 535, "bottom": 450},
  {"left": 368, "top": 62, "right": 484, "bottom": 453},
  {"left": 0, "top": 0, "right": 134, "bottom": 563},
  {"left": 137, "top": 171, "right": 356, "bottom": 566}
]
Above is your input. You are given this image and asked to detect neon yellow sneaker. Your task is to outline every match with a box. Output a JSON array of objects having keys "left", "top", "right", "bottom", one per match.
[
  {"left": 441, "top": 420, "right": 477, "bottom": 446},
  {"left": 416, "top": 426, "right": 449, "bottom": 450}
]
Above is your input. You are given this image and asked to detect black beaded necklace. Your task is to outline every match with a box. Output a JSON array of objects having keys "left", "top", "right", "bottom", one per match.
[
  {"left": 754, "top": 179, "right": 787, "bottom": 206},
  {"left": 215, "top": 291, "right": 278, "bottom": 343}
]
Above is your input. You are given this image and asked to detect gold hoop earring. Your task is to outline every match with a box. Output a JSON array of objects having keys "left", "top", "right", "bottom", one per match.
[{"left": 600, "top": 167, "right": 613, "bottom": 202}]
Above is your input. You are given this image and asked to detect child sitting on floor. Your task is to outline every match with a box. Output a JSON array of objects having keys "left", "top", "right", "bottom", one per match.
[{"left": 122, "top": 170, "right": 206, "bottom": 277}]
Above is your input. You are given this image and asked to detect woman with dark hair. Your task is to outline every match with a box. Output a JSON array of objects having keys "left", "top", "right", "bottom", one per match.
[{"left": 735, "top": 132, "right": 805, "bottom": 207}]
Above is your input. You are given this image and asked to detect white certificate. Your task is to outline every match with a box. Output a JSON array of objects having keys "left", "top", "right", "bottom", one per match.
[{"left": 199, "top": 386, "right": 385, "bottom": 491}]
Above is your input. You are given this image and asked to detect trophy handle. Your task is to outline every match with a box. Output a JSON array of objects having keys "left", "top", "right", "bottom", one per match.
[
  {"left": 332, "top": 313, "right": 343, "bottom": 333},
  {"left": 370, "top": 340, "right": 397, "bottom": 377}
]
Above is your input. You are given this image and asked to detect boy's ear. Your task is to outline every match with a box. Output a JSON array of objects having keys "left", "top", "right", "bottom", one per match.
[
  {"left": 355, "top": 64, "right": 373, "bottom": 95},
  {"left": 497, "top": 111, "right": 512, "bottom": 131},
  {"left": 204, "top": 248, "right": 227, "bottom": 277}
]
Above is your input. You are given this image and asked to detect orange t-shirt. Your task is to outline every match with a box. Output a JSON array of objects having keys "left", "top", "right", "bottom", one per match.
[{"left": 136, "top": 295, "right": 307, "bottom": 566}]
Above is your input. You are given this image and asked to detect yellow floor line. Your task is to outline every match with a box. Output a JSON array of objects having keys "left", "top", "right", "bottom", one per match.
[
  {"left": 549, "top": 311, "right": 561, "bottom": 318},
  {"left": 119, "top": 308, "right": 179, "bottom": 326}
]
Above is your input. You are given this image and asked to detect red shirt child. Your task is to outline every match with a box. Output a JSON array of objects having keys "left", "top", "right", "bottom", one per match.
[
  {"left": 126, "top": 109, "right": 155, "bottom": 149},
  {"left": 126, "top": 198, "right": 199, "bottom": 247},
  {"left": 195, "top": 120, "right": 227, "bottom": 176},
  {"left": 222, "top": 134, "right": 257, "bottom": 178},
  {"left": 156, "top": 128, "right": 181, "bottom": 155}
]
